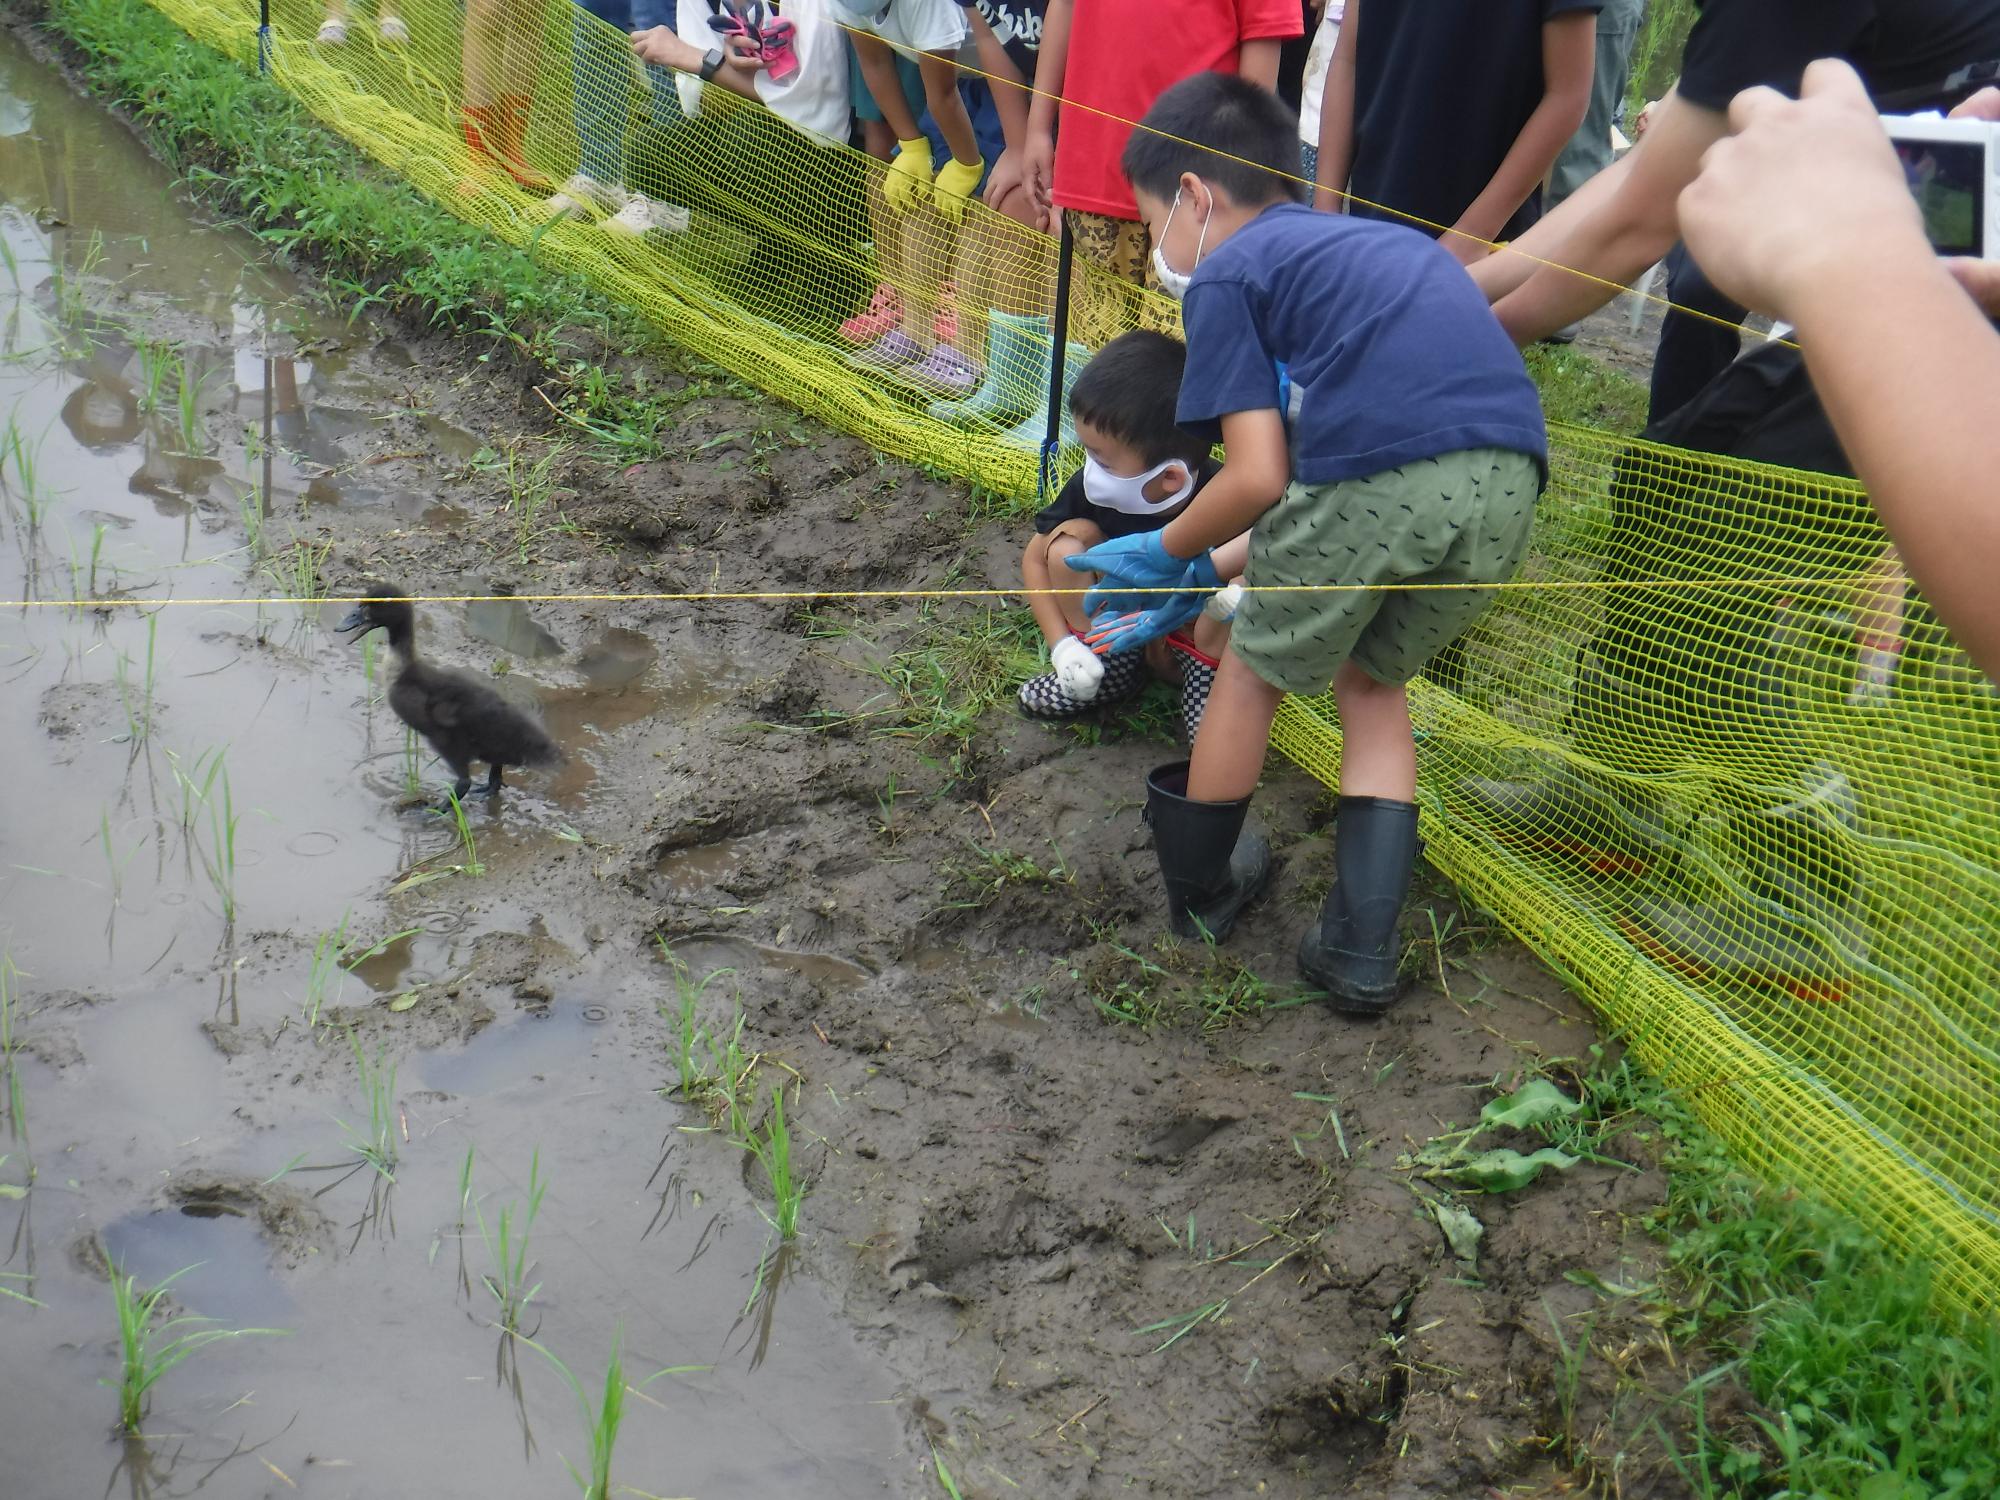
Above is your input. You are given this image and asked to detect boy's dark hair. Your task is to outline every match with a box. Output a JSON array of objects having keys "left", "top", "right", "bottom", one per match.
[
  {"left": 1068, "top": 331, "right": 1210, "bottom": 467},
  {"left": 1123, "top": 72, "right": 1306, "bottom": 209}
]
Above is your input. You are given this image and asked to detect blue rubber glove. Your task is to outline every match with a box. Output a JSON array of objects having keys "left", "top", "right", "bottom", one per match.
[
  {"left": 1084, "top": 590, "right": 1207, "bottom": 655},
  {"left": 1064, "top": 532, "right": 1219, "bottom": 617}
]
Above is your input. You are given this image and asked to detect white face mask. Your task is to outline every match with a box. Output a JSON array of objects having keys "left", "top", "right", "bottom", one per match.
[
  {"left": 1149, "top": 186, "right": 1209, "bottom": 301},
  {"left": 1081, "top": 454, "right": 1195, "bottom": 515}
]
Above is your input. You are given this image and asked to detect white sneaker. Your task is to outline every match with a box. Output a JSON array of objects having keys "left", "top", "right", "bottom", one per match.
[
  {"left": 543, "top": 173, "right": 620, "bottom": 220},
  {"left": 317, "top": 16, "right": 349, "bottom": 43},
  {"left": 378, "top": 13, "right": 408, "bottom": 42},
  {"left": 603, "top": 193, "right": 691, "bottom": 237}
]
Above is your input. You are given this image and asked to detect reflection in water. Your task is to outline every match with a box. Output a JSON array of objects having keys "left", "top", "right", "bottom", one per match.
[{"left": 465, "top": 594, "right": 563, "bottom": 659}]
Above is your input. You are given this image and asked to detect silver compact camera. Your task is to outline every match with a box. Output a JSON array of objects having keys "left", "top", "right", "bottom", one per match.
[{"left": 1881, "top": 111, "right": 2000, "bottom": 259}]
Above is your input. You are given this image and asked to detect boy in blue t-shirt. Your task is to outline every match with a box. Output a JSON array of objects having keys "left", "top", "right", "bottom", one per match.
[{"left": 1069, "top": 71, "right": 1547, "bottom": 1013}]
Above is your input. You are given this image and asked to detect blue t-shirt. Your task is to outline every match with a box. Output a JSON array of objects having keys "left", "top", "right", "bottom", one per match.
[{"left": 1176, "top": 203, "right": 1548, "bottom": 484}]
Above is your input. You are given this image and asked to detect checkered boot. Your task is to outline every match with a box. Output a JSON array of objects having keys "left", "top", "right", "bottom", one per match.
[
  {"left": 1169, "top": 635, "right": 1219, "bottom": 745},
  {"left": 1018, "top": 649, "right": 1146, "bottom": 720}
]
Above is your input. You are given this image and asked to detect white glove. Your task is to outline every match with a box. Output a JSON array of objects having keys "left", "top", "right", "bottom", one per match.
[{"left": 1051, "top": 634, "right": 1105, "bottom": 702}]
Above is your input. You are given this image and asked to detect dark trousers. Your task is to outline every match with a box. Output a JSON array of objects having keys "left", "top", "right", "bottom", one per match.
[{"left": 1649, "top": 242, "right": 1748, "bottom": 425}]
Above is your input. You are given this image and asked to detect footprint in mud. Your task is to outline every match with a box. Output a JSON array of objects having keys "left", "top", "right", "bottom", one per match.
[
  {"left": 661, "top": 933, "right": 874, "bottom": 991},
  {"left": 94, "top": 1176, "right": 331, "bottom": 1324}
]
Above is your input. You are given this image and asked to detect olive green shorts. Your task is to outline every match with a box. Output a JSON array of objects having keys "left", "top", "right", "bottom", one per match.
[{"left": 1231, "top": 447, "right": 1540, "bottom": 693}]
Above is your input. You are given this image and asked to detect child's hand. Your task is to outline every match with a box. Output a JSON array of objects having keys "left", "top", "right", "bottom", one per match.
[
  {"left": 933, "top": 156, "right": 984, "bottom": 223},
  {"left": 1049, "top": 635, "right": 1105, "bottom": 698},
  {"left": 884, "top": 137, "right": 935, "bottom": 211},
  {"left": 1023, "top": 127, "right": 1058, "bottom": 216}
]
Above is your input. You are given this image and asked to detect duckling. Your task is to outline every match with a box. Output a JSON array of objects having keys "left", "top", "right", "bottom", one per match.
[{"left": 336, "top": 583, "right": 560, "bottom": 803}]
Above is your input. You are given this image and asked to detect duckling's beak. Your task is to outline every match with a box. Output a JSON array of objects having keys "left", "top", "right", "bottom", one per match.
[{"left": 334, "top": 607, "right": 372, "bottom": 636}]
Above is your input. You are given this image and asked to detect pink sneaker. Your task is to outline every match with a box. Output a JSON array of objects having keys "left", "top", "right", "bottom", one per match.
[{"left": 840, "top": 284, "right": 903, "bottom": 345}]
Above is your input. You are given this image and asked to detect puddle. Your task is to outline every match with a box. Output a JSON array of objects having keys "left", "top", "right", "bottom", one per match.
[
  {"left": 658, "top": 837, "right": 749, "bottom": 898},
  {"left": 666, "top": 933, "right": 875, "bottom": 990},
  {"left": 99, "top": 1205, "right": 293, "bottom": 1325},
  {"left": 464, "top": 595, "right": 563, "bottom": 659},
  {"left": 418, "top": 1000, "right": 606, "bottom": 1096}
]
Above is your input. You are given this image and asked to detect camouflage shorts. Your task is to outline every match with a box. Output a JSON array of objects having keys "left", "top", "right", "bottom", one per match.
[{"left": 1063, "top": 210, "right": 1182, "bottom": 348}]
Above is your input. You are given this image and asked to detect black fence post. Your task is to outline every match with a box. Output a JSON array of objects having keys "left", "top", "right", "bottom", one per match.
[
  {"left": 258, "top": 0, "right": 271, "bottom": 71},
  {"left": 1037, "top": 214, "right": 1075, "bottom": 506}
]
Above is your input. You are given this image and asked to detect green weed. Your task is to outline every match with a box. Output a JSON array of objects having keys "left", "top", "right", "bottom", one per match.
[
  {"left": 475, "top": 440, "right": 573, "bottom": 562},
  {"left": 106, "top": 1263, "right": 283, "bottom": 1432}
]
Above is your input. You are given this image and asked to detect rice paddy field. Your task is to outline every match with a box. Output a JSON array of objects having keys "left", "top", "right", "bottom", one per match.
[{"left": 2, "top": 3, "right": 1995, "bottom": 1497}]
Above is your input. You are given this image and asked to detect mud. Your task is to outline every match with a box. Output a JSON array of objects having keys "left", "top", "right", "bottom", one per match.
[{"left": 0, "top": 21, "right": 1693, "bottom": 1500}]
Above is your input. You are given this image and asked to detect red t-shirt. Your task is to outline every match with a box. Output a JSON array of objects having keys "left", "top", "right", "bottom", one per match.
[{"left": 1052, "top": 0, "right": 1304, "bottom": 221}]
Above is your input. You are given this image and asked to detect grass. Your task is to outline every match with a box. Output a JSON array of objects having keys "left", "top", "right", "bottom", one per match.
[
  {"left": 475, "top": 439, "right": 574, "bottom": 561},
  {"left": 2, "top": 409, "right": 53, "bottom": 532},
  {"left": 440, "top": 791, "right": 484, "bottom": 876},
  {"left": 463, "top": 1147, "right": 547, "bottom": 1334},
  {"left": 1540, "top": 1045, "right": 2000, "bottom": 1497},
  {"left": 1627, "top": 0, "right": 1697, "bottom": 120},
  {"left": 1082, "top": 932, "right": 1298, "bottom": 1032},
  {"left": 106, "top": 1263, "right": 283, "bottom": 1432}
]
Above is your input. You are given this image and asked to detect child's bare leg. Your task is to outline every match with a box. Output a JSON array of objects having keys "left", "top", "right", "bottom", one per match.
[
  {"left": 1188, "top": 650, "right": 1286, "bottom": 803},
  {"left": 918, "top": 52, "right": 980, "bottom": 166},
  {"left": 1331, "top": 659, "right": 1416, "bottom": 801},
  {"left": 1022, "top": 523, "right": 1102, "bottom": 645}
]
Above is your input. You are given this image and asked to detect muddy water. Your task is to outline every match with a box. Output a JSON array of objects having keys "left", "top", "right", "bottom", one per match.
[{"left": 0, "top": 31, "right": 904, "bottom": 1497}]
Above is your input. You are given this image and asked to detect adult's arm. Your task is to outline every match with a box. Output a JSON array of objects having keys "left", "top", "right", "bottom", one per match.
[
  {"left": 1474, "top": 86, "right": 1729, "bottom": 341},
  {"left": 1678, "top": 59, "right": 2000, "bottom": 675},
  {"left": 1311, "top": 0, "right": 1358, "bottom": 211},
  {"left": 1441, "top": 10, "right": 1596, "bottom": 264}
]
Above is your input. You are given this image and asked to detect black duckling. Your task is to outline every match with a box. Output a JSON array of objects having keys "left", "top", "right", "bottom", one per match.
[{"left": 336, "top": 584, "right": 560, "bottom": 803}]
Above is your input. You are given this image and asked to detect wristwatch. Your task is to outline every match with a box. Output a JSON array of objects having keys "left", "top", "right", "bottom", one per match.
[{"left": 698, "top": 45, "right": 726, "bottom": 80}]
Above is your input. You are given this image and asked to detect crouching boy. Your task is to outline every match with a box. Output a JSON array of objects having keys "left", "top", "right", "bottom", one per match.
[{"left": 1070, "top": 73, "right": 1548, "bottom": 1013}]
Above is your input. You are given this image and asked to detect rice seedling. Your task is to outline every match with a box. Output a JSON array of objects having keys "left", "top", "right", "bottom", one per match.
[
  {"left": 0, "top": 233, "right": 18, "bottom": 292},
  {"left": 0, "top": 1267, "right": 40, "bottom": 1307},
  {"left": 336, "top": 1028, "right": 398, "bottom": 1181},
  {"left": 655, "top": 939, "right": 735, "bottom": 1102},
  {"left": 238, "top": 483, "right": 265, "bottom": 559},
  {"left": 514, "top": 1329, "right": 703, "bottom": 1500},
  {"left": 170, "top": 360, "right": 214, "bottom": 457},
  {"left": 466, "top": 1148, "right": 547, "bottom": 1334},
  {"left": 301, "top": 913, "right": 419, "bottom": 1029},
  {"left": 259, "top": 535, "right": 332, "bottom": 609},
  {"left": 201, "top": 756, "right": 239, "bottom": 928},
  {"left": 0, "top": 951, "right": 26, "bottom": 1149},
  {"left": 440, "top": 791, "right": 484, "bottom": 877},
  {"left": 112, "top": 615, "right": 158, "bottom": 746},
  {"left": 135, "top": 339, "right": 177, "bottom": 416},
  {"left": 401, "top": 725, "right": 422, "bottom": 800},
  {"left": 106, "top": 1262, "right": 283, "bottom": 1431},
  {"left": 99, "top": 807, "right": 146, "bottom": 909},
  {"left": 730, "top": 1086, "right": 804, "bottom": 1241},
  {"left": 2, "top": 413, "right": 52, "bottom": 532}
]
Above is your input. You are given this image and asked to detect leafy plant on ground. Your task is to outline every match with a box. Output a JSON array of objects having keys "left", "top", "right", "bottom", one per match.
[
  {"left": 105, "top": 1264, "right": 283, "bottom": 1432},
  {"left": 1082, "top": 931, "right": 1298, "bottom": 1031}
]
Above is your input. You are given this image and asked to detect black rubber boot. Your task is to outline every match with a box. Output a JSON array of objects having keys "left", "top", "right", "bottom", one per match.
[
  {"left": 1145, "top": 762, "right": 1273, "bottom": 942},
  {"left": 1297, "top": 797, "right": 1420, "bottom": 1014}
]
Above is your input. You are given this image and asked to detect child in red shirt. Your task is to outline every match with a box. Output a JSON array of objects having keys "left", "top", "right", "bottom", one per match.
[{"left": 1021, "top": 0, "right": 1301, "bottom": 345}]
